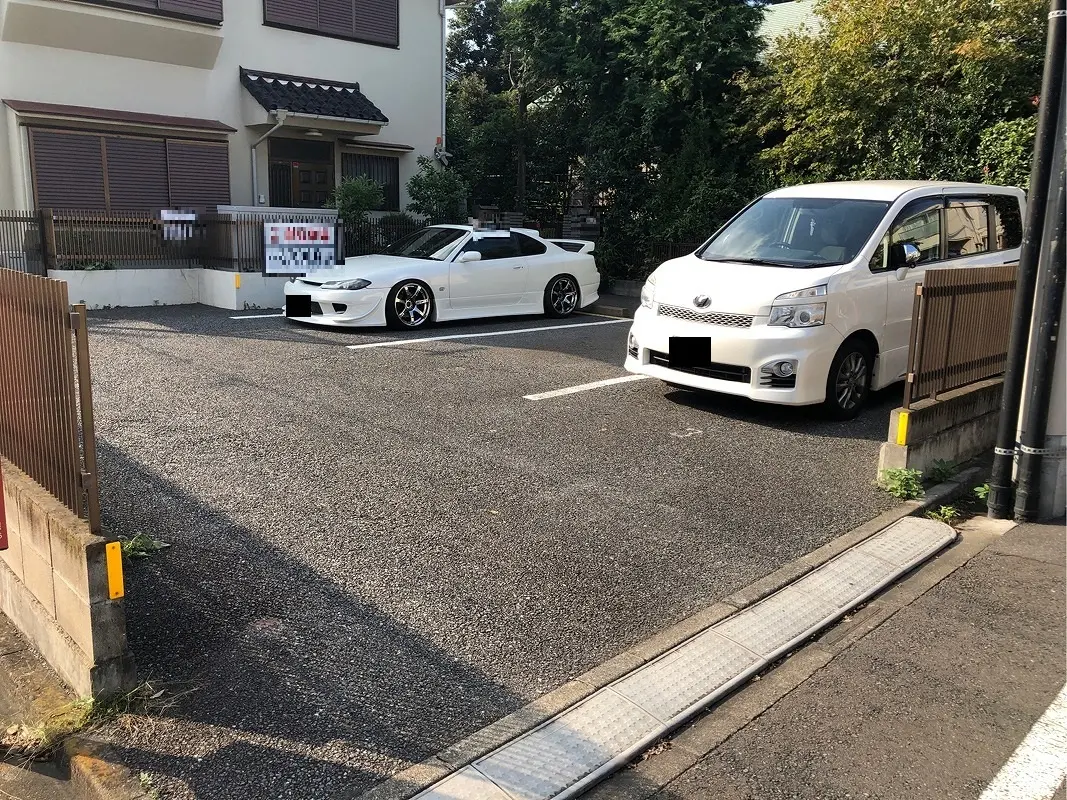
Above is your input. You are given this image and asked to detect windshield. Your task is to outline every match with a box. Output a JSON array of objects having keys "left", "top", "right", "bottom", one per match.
[
  {"left": 700, "top": 197, "right": 890, "bottom": 268},
  {"left": 382, "top": 227, "right": 468, "bottom": 260}
]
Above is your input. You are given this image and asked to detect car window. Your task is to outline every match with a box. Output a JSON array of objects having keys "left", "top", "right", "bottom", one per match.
[
  {"left": 944, "top": 200, "right": 990, "bottom": 258},
  {"left": 871, "top": 197, "right": 942, "bottom": 271},
  {"left": 462, "top": 233, "right": 521, "bottom": 260},
  {"left": 382, "top": 226, "right": 468, "bottom": 260},
  {"left": 514, "top": 232, "right": 547, "bottom": 256},
  {"left": 989, "top": 194, "right": 1023, "bottom": 250}
]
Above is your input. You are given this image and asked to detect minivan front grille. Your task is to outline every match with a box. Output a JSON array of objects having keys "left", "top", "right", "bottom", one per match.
[
  {"left": 657, "top": 303, "right": 753, "bottom": 328},
  {"left": 649, "top": 350, "right": 751, "bottom": 383}
]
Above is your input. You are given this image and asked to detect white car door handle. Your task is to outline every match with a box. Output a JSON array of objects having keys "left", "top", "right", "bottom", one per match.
[{"left": 512, "top": 265, "right": 523, "bottom": 269}]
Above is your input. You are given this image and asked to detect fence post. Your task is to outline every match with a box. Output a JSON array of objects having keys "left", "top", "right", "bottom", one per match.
[
  {"left": 903, "top": 284, "right": 924, "bottom": 409},
  {"left": 38, "top": 207, "right": 56, "bottom": 274},
  {"left": 70, "top": 303, "right": 101, "bottom": 534}
]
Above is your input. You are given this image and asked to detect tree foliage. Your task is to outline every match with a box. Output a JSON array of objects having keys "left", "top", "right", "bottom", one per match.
[
  {"left": 329, "top": 176, "right": 383, "bottom": 225},
  {"left": 744, "top": 0, "right": 1044, "bottom": 186},
  {"left": 406, "top": 156, "right": 469, "bottom": 222}
]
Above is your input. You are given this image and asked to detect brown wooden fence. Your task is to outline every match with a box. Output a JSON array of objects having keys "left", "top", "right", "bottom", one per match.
[
  {"left": 904, "top": 264, "right": 1018, "bottom": 408},
  {"left": 0, "top": 211, "right": 44, "bottom": 275},
  {"left": 0, "top": 269, "right": 100, "bottom": 532}
]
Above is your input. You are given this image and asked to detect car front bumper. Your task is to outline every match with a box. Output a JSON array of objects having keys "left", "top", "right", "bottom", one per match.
[
  {"left": 282, "top": 282, "right": 388, "bottom": 327},
  {"left": 623, "top": 305, "right": 841, "bottom": 406}
]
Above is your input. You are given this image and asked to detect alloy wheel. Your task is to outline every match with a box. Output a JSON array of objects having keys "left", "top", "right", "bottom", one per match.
[
  {"left": 550, "top": 277, "right": 578, "bottom": 315},
  {"left": 394, "top": 283, "right": 431, "bottom": 327},
  {"left": 835, "top": 351, "right": 868, "bottom": 410}
]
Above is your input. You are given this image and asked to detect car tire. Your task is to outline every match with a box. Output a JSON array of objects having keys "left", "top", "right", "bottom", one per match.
[
  {"left": 544, "top": 274, "right": 579, "bottom": 318},
  {"left": 385, "top": 280, "right": 434, "bottom": 330},
  {"left": 824, "top": 340, "right": 873, "bottom": 420}
]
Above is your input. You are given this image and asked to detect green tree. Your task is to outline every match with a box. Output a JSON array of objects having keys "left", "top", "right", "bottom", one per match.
[
  {"left": 743, "top": 0, "right": 1045, "bottom": 185},
  {"left": 406, "top": 156, "right": 469, "bottom": 221},
  {"left": 329, "top": 176, "right": 383, "bottom": 225}
]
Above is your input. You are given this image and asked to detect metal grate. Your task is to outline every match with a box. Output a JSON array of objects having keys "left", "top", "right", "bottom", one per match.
[
  {"left": 657, "top": 303, "right": 753, "bottom": 328},
  {"left": 648, "top": 351, "right": 751, "bottom": 383}
]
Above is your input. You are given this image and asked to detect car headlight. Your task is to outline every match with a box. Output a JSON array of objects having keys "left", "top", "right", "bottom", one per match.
[
  {"left": 320, "top": 278, "right": 371, "bottom": 290},
  {"left": 768, "top": 285, "right": 827, "bottom": 328},
  {"left": 640, "top": 275, "right": 656, "bottom": 309}
]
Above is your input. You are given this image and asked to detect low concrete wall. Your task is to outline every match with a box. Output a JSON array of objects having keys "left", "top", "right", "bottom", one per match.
[
  {"left": 0, "top": 459, "right": 135, "bottom": 698},
  {"left": 878, "top": 378, "right": 1003, "bottom": 476},
  {"left": 50, "top": 268, "right": 199, "bottom": 308},
  {"left": 198, "top": 269, "right": 287, "bottom": 310}
]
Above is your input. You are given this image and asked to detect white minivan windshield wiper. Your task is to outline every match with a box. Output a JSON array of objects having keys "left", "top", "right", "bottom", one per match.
[{"left": 715, "top": 257, "right": 801, "bottom": 268}]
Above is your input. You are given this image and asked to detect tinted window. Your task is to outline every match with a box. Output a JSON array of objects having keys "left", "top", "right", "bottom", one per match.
[
  {"left": 700, "top": 197, "right": 889, "bottom": 268},
  {"left": 515, "top": 232, "right": 547, "bottom": 256},
  {"left": 885, "top": 197, "right": 942, "bottom": 268},
  {"left": 989, "top": 194, "right": 1023, "bottom": 250},
  {"left": 463, "top": 233, "right": 521, "bottom": 260},
  {"left": 382, "top": 227, "right": 466, "bottom": 260},
  {"left": 944, "top": 201, "right": 990, "bottom": 257}
]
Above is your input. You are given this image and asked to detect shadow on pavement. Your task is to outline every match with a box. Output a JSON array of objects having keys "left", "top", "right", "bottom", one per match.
[{"left": 94, "top": 438, "right": 521, "bottom": 800}]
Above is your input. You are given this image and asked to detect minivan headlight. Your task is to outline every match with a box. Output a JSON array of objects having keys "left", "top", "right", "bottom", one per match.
[
  {"left": 640, "top": 275, "right": 656, "bottom": 309},
  {"left": 768, "top": 285, "right": 827, "bottom": 328}
]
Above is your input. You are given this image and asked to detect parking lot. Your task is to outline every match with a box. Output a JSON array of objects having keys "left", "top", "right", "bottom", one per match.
[{"left": 86, "top": 306, "right": 900, "bottom": 799}]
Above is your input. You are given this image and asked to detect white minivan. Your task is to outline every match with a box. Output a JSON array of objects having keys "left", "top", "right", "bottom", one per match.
[{"left": 624, "top": 181, "right": 1025, "bottom": 418}]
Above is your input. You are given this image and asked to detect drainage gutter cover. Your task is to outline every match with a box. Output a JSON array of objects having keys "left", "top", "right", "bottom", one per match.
[{"left": 414, "top": 517, "right": 955, "bottom": 800}]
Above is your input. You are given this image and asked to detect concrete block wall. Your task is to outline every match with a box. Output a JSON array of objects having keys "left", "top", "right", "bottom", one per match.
[
  {"left": 877, "top": 378, "right": 1003, "bottom": 477},
  {"left": 0, "top": 459, "right": 135, "bottom": 698}
]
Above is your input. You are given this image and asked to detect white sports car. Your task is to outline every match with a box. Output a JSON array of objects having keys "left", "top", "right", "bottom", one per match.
[{"left": 283, "top": 224, "right": 600, "bottom": 329}]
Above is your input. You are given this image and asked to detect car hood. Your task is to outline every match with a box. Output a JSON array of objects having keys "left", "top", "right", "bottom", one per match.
[
  {"left": 651, "top": 254, "right": 843, "bottom": 316},
  {"left": 303, "top": 255, "right": 427, "bottom": 287}
]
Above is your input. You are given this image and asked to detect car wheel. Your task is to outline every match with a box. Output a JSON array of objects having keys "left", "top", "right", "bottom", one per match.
[
  {"left": 544, "top": 275, "right": 579, "bottom": 318},
  {"left": 824, "top": 340, "right": 873, "bottom": 420},
  {"left": 386, "top": 280, "right": 434, "bottom": 330}
]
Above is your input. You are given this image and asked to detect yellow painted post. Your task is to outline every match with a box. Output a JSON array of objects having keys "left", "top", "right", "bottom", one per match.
[
  {"left": 896, "top": 411, "right": 910, "bottom": 446},
  {"left": 105, "top": 541, "right": 124, "bottom": 600},
  {"left": 234, "top": 273, "right": 242, "bottom": 290}
]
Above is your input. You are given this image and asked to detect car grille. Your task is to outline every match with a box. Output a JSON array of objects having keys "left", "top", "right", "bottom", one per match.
[
  {"left": 657, "top": 303, "right": 753, "bottom": 328},
  {"left": 760, "top": 374, "right": 797, "bottom": 389},
  {"left": 649, "top": 350, "right": 751, "bottom": 383}
]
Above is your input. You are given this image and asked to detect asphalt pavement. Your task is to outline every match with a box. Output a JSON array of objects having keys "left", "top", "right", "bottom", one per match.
[{"left": 84, "top": 305, "right": 899, "bottom": 799}]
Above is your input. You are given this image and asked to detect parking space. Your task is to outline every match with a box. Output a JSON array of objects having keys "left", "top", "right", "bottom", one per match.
[{"left": 86, "top": 306, "right": 899, "bottom": 800}]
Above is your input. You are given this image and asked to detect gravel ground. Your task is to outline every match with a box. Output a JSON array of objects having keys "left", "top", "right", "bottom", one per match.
[{"left": 86, "top": 306, "right": 898, "bottom": 799}]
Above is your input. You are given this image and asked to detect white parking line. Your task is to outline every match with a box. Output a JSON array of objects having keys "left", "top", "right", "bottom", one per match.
[
  {"left": 524, "top": 374, "right": 651, "bottom": 400},
  {"left": 979, "top": 683, "right": 1067, "bottom": 800},
  {"left": 345, "top": 318, "right": 629, "bottom": 350},
  {"left": 230, "top": 313, "right": 283, "bottom": 319}
]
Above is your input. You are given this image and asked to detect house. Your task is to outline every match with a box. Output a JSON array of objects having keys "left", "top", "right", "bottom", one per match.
[
  {"left": 759, "top": 0, "right": 820, "bottom": 48},
  {"left": 0, "top": 0, "right": 457, "bottom": 215}
]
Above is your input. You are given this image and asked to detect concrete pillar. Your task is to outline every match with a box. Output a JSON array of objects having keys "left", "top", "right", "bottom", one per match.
[{"left": 1039, "top": 295, "right": 1067, "bottom": 518}]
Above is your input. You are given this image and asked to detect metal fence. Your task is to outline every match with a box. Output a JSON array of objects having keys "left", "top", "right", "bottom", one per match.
[
  {"left": 342, "top": 217, "right": 428, "bottom": 258},
  {"left": 0, "top": 269, "right": 100, "bottom": 532},
  {"left": 904, "top": 264, "right": 1018, "bottom": 408},
  {"left": 0, "top": 211, "right": 44, "bottom": 275}
]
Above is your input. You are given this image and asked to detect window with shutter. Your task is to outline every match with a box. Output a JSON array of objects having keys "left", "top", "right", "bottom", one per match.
[
  {"left": 107, "top": 138, "right": 169, "bottom": 212},
  {"left": 30, "top": 130, "right": 107, "bottom": 211},
  {"left": 264, "top": 0, "right": 397, "bottom": 46},
  {"left": 167, "top": 140, "right": 231, "bottom": 211},
  {"left": 342, "top": 152, "right": 400, "bottom": 211}
]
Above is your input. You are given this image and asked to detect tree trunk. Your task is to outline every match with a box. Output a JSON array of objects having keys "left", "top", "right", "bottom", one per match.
[{"left": 516, "top": 88, "right": 527, "bottom": 214}]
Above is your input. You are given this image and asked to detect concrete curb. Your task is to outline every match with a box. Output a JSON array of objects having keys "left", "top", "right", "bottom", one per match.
[
  {"left": 358, "top": 466, "right": 989, "bottom": 800},
  {"left": 64, "top": 735, "right": 148, "bottom": 800},
  {"left": 585, "top": 303, "right": 636, "bottom": 319}
]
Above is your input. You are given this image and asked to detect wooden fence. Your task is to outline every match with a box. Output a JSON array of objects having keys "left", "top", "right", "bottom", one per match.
[
  {"left": 0, "top": 269, "right": 100, "bottom": 532},
  {"left": 904, "top": 264, "right": 1018, "bottom": 408}
]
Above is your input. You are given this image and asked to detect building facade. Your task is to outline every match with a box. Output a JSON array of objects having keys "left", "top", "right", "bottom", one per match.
[{"left": 0, "top": 0, "right": 449, "bottom": 213}]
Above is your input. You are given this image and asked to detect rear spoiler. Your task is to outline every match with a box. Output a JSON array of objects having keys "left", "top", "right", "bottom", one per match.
[{"left": 547, "top": 239, "right": 595, "bottom": 255}]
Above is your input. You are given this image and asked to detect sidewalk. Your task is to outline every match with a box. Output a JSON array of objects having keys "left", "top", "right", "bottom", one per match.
[
  {"left": 587, "top": 292, "right": 640, "bottom": 318},
  {"left": 586, "top": 520, "right": 1066, "bottom": 799}
]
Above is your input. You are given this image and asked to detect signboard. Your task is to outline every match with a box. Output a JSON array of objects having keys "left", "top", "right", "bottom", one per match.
[
  {"left": 264, "top": 222, "right": 337, "bottom": 275},
  {"left": 161, "top": 210, "right": 196, "bottom": 241}
]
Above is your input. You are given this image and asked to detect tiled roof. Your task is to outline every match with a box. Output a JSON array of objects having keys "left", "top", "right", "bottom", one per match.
[
  {"left": 239, "top": 68, "right": 388, "bottom": 124},
  {"left": 760, "top": 0, "right": 821, "bottom": 44}
]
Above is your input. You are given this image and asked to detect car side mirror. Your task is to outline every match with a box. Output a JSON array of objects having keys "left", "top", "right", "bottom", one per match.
[
  {"left": 457, "top": 251, "right": 481, "bottom": 263},
  {"left": 889, "top": 242, "right": 922, "bottom": 270},
  {"left": 894, "top": 266, "right": 911, "bottom": 281}
]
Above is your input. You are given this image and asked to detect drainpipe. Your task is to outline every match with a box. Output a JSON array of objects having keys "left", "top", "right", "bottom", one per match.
[
  {"left": 439, "top": 0, "right": 447, "bottom": 153},
  {"left": 1014, "top": 84, "right": 1066, "bottom": 521},
  {"left": 250, "top": 109, "right": 288, "bottom": 206},
  {"left": 987, "top": 0, "right": 1065, "bottom": 518}
]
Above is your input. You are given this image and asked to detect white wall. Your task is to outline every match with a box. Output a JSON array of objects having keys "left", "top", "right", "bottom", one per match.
[{"left": 0, "top": 0, "right": 443, "bottom": 209}]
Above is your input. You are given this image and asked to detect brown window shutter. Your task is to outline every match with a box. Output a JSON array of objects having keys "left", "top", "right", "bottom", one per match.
[
  {"left": 264, "top": 0, "right": 317, "bottom": 30},
  {"left": 106, "top": 137, "right": 169, "bottom": 213},
  {"left": 166, "top": 140, "right": 231, "bottom": 211},
  {"left": 30, "top": 129, "right": 107, "bottom": 211},
  {"left": 318, "top": 0, "right": 354, "bottom": 37},
  {"left": 353, "top": 0, "right": 397, "bottom": 45},
  {"left": 157, "top": 0, "right": 223, "bottom": 22}
]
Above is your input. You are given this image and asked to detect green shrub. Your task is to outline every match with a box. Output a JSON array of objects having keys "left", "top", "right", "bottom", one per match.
[
  {"left": 329, "top": 176, "right": 384, "bottom": 225},
  {"left": 878, "top": 468, "right": 924, "bottom": 500},
  {"left": 926, "top": 505, "right": 961, "bottom": 525},
  {"left": 974, "top": 483, "right": 990, "bottom": 500}
]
